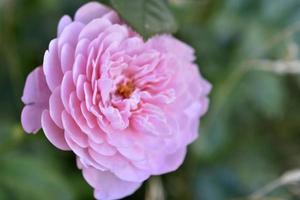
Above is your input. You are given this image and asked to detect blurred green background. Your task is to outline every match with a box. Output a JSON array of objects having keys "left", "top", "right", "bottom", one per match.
[{"left": 1, "top": 0, "right": 300, "bottom": 199}]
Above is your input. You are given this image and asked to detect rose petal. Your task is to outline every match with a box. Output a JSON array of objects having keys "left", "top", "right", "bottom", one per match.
[
  {"left": 61, "top": 71, "right": 75, "bottom": 113},
  {"left": 21, "top": 105, "right": 44, "bottom": 134},
  {"left": 21, "top": 66, "right": 51, "bottom": 134},
  {"left": 41, "top": 110, "right": 70, "bottom": 150},
  {"left": 72, "top": 54, "right": 86, "bottom": 84},
  {"left": 57, "top": 15, "right": 72, "bottom": 36},
  {"left": 62, "top": 111, "right": 88, "bottom": 148},
  {"left": 43, "top": 40, "right": 64, "bottom": 91},
  {"left": 49, "top": 86, "right": 64, "bottom": 128},
  {"left": 74, "top": 2, "right": 111, "bottom": 24},
  {"left": 66, "top": 135, "right": 106, "bottom": 171},
  {"left": 89, "top": 140, "right": 116, "bottom": 156},
  {"left": 151, "top": 148, "right": 187, "bottom": 175},
  {"left": 148, "top": 35, "right": 195, "bottom": 62},
  {"left": 60, "top": 43, "right": 75, "bottom": 73},
  {"left": 21, "top": 66, "right": 50, "bottom": 105},
  {"left": 102, "top": 11, "right": 121, "bottom": 24},
  {"left": 58, "top": 22, "right": 84, "bottom": 54},
  {"left": 77, "top": 159, "right": 141, "bottom": 200},
  {"left": 79, "top": 18, "right": 111, "bottom": 40}
]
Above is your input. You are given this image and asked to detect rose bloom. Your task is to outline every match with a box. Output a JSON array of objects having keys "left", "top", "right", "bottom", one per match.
[{"left": 21, "top": 2, "right": 211, "bottom": 200}]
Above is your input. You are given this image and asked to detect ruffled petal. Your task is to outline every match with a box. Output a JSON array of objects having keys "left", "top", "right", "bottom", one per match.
[
  {"left": 62, "top": 111, "right": 88, "bottom": 148},
  {"left": 49, "top": 86, "right": 64, "bottom": 128},
  {"left": 60, "top": 43, "right": 75, "bottom": 73},
  {"left": 57, "top": 15, "right": 72, "bottom": 36},
  {"left": 21, "top": 66, "right": 51, "bottom": 134},
  {"left": 147, "top": 35, "right": 195, "bottom": 62},
  {"left": 77, "top": 159, "right": 142, "bottom": 200},
  {"left": 21, "top": 66, "right": 50, "bottom": 105},
  {"left": 58, "top": 22, "right": 84, "bottom": 53},
  {"left": 21, "top": 105, "right": 44, "bottom": 134},
  {"left": 43, "top": 40, "right": 64, "bottom": 91},
  {"left": 151, "top": 148, "right": 187, "bottom": 175},
  {"left": 74, "top": 2, "right": 111, "bottom": 24},
  {"left": 41, "top": 110, "right": 70, "bottom": 150},
  {"left": 79, "top": 18, "right": 112, "bottom": 40}
]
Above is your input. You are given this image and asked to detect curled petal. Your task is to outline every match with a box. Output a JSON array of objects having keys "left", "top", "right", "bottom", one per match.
[
  {"left": 21, "top": 66, "right": 50, "bottom": 105},
  {"left": 60, "top": 43, "right": 75, "bottom": 73},
  {"left": 77, "top": 159, "right": 141, "bottom": 200},
  {"left": 21, "top": 67, "right": 50, "bottom": 133},
  {"left": 41, "top": 110, "right": 70, "bottom": 150},
  {"left": 147, "top": 35, "right": 195, "bottom": 62},
  {"left": 88, "top": 147, "right": 150, "bottom": 182},
  {"left": 57, "top": 15, "right": 72, "bottom": 36},
  {"left": 79, "top": 18, "right": 111, "bottom": 40},
  {"left": 43, "top": 40, "right": 63, "bottom": 91},
  {"left": 72, "top": 54, "right": 87, "bottom": 85},
  {"left": 61, "top": 71, "right": 75, "bottom": 113},
  {"left": 62, "top": 111, "right": 88, "bottom": 148},
  {"left": 151, "top": 148, "right": 187, "bottom": 175},
  {"left": 58, "top": 22, "right": 84, "bottom": 53},
  {"left": 74, "top": 2, "right": 111, "bottom": 24},
  {"left": 66, "top": 135, "right": 106, "bottom": 171},
  {"left": 100, "top": 106, "right": 127, "bottom": 130},
  {"left": 75, "top": 38, "right": 90, "bottom": 56},
  {"left": 21, "top": 105, "right": 44, "bottom": 134},
  {"left": 49, "top": 87, "right": 64, "bottom": 128},
  {"left": 89, "top": 140, "right": 117, "bottom": 156},
  {"left": 102, "top": 11, "right": 121, "bottom": 24}
]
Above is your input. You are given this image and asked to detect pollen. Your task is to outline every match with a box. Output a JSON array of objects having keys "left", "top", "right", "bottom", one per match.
[{"left": 117, "top": 80, "right": 135, "bottom": 98}]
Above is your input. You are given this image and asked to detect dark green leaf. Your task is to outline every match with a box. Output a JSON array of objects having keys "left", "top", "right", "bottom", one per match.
[{"left": 110, "top": 0, "right": 178, "bottom": 39}]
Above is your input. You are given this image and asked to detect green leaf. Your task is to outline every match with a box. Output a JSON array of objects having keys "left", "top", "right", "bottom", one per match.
[
  {"left": 110, "top": 0, "right": 178, "bottom": 39},
  {"left": 0, "top": 155, "right": 74, "bottom": 200}
]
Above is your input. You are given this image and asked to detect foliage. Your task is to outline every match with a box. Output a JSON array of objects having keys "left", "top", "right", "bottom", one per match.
[{"left": 110, "top": 0, "right": 177, "bottom": 39}]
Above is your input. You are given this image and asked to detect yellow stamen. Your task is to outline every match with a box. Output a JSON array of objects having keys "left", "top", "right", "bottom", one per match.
[{"left": 117, "top": 81, "right": 135, "bottom": 98}]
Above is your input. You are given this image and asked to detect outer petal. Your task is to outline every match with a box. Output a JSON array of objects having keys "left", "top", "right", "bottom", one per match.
[
  {"left": 77, "top": 159, "right": 142, "bottom": 200},
  {"left": 58, "top": 22, "right": 84, "bottom": 54},
  {"left": 62, "top": 111, "right": 88, "bottom": 148},
  {"left": 43, "top": 40, "right": 64, "bottom": 91},
  {"left": 57, "top": 15, "right": 72, "bottom": 36},
  {"left": 49, "top": 87, "right": 64, "bottom": 128},
  {"left": 21, "top": 67, "right": 50, "bottom": 133},
  {"left": 74, "top": 2, "right": 111, "bottom": 24},
  {"left": 60, "top": 43, "right": 75, "bottom": 73},
  {"left": 147, "top": 35, "right": 195, "bottom": 62},
  {"left": 21, "top": 66, "right": 50, "bottom": 105},
  {"left": 21, "top": 105, "right": 44, "bottom": 134},
  {"left": 79, "top": 18, "right": 112, "bottom": 40},
  {"left": 41, "top": 110, "right": 70, "bottom": 150},
  {"left": 151, "top": 148, "right": 187, "bottom": 175}
]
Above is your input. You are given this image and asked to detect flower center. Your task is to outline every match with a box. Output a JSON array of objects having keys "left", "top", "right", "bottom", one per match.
[{"left": 117, "top": 80, "right": 135, "bottom": 98}]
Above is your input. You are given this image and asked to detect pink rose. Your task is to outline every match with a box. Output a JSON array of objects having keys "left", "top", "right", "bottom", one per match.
[{"left": 21, "top": 2, "right": 211, "bottom": 199}]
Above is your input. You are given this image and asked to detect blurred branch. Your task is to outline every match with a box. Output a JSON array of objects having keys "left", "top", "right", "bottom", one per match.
[
  {"left": 251, "top": 60, "right": 300, "bottom": 75},
  {"left": 248, "top": 169, "right": 300, "bottom": 200},
  {"left": 145, "top": 177, "right": 165, "bottom": 200},
  {"left": 205, "top": 21, "right": 300, "bottom": 132},
  {"left": 252, "top": 21, "right": 300, "bottom": 57}
]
